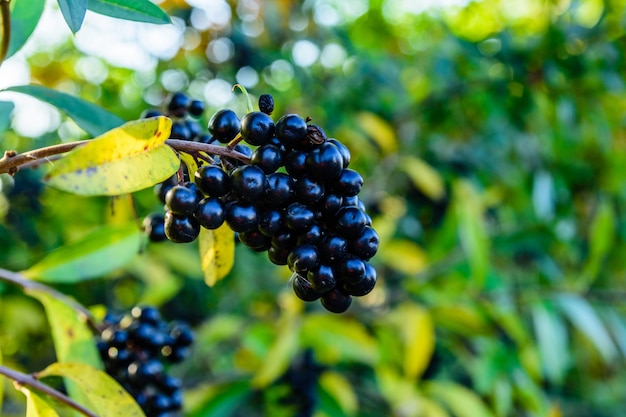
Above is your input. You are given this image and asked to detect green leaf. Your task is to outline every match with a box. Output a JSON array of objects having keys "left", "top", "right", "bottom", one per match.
[
  {"left": 37, "top": 362, "right": 146, "bottom": 417},
  {"left": 17, "top": 387, "right": 61, "bottom": 417},
  {"left": 57, "top": 0, "right": 88, "bottom": 33},
  {"left": 7, "top": 0, "right": 46, "bottom": 58},
  {"left": 45, "top": 117, "right": 178, "bottom": 196},
  {"left": 399, "top": 156, "right": 446, "bottom": 201},
  {"left": 0, "top": 101, "right": 14, "bottom": 134},
  {"left": 187, "top": 381, "right": 251, "bottom": 417},
  {"left": 580, "top": 199, "right": 615, "bottom": 287},
  {"left": 87, "top": 0, "right": 170, "bottom": 24},
  {"left": 319, "top": 372, "right": 358, "bottom": 416},
  {"left": 251, "top": 318, "right": 300, "bottom": 387},
  {"left": 531, "top": 302, "right": 568, "bottom": 384},
  {"left": 454, "top": 180, "right": 489, "bottom": 289},
  {"left": 199, "top": 224, "right": 235, "bottom": 287},
  {"left": 424, "top": 381, "right": 496, "bottom": 417},
  {"left": 556, "top": 294, "right": 618, "bottom": 363},
  {"left": 3, "top": 85, "right": 124, "bottom": 136},
  {"left": 22, "top": 223, "right": 144, "bottom": 283}
]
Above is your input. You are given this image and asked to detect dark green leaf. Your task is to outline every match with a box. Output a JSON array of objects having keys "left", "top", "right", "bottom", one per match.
[
  {"left": 87, "top": 0, "right": 170, "bottom": 24},
  {"left": 0, "top": 101, "right": 14, "bottom": 134},
  {"left": 7, "top": 0, "right": 46, "bottom": 58},
  {"left": 187, "top": 381, "right": 251, "bottom": 417},
  {"left": 57, "top": 0, "right": 88, "bottom": 33},
  {"left": 4, "top": 85, "right": 124, "bottom": 136}
]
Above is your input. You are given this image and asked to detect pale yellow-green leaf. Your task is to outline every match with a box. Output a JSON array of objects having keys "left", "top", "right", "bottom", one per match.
[
  {"left": 425, "top": 381, "right": 496, "bottom": 417},
  {"left": 126, "top": 255, "right": 183, "bottom": 306},
  {"left": 319, "top": 372, "right": 358, "bottom": 416},
  {"left": 453, "top": 180, "right": 489, "bottom": 289},
  {"left": 389, "top": 304, "right": 435, "bottom": 380},
  {"left": 22, "top": 223, "right": 144, "bottom": 283},
  {"left": 180, "top": 151, "right": 199, "bottom": 180},
  {"left": 37, "top": 362, "right": 146, "bottom": 417},
  {"left": 399, "top": 156, "right": 446, "bottom": 201},
  {"left": 199, "top": 224, "right": 235, "bottom": 287},
  {"left": 0, "top": 349, "right": 3, "bottom": 414},
  {"left": 46, "top": 116, "right": 179, "bottom": 196},
  {"left": 378, "top": 239, "right": 428, "bottom": 275},
  {"left": 374, "top": 366, "right": 426, "bottom": 417},
  {"left": 251, "top": 318, "right": 300, "bottom": 387},
  {"left": 356, "top": 112, "right": 398, "bottom": 155},
  {"left": 18, "top": 387, "right": 61, "bottom": 417}
]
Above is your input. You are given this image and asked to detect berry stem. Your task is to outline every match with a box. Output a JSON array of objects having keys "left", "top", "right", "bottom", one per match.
[
  {"left": 0, "top": 267, "right": 99, "bottom": 332},
  {"left": 226, "top": 132, "right": 243, "bottom": 149},
  {"left": 232, "top": 83, "right": 254, "bottom": 113},
  {"left": 0, "top": 0, "right": 11, "bottom": 66},
  {"left": 0, "top": 139, "right": 251, "bottom": 175},
  {"left": 0, "top": 364, "right": 99, "bottom": 417}
]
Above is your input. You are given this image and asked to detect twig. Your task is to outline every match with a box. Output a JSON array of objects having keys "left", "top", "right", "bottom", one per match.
[
  {"left": 0, "top": 0, "right": 11, "bottom": 66},
  {"left": 0, "top": 139, "right": 251, "bottom": 175},
  {"left": 0, "top": 364, "right": 98, "bottom": 417},
  {"left": 0, "top": 267, "right": 99, "bottom": 332}
]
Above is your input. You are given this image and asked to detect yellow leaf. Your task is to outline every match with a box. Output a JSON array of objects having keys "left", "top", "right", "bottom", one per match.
[
  {"left": 378, "top": 239, "right": 428, "bottom": 275},
  {"left": 390, "top": 304, "right": 435, "bottom": 380},
  {"left": 399, "top": 156, "right": 446, "bottom": 201},
  {"left": 425, "top": 381, "right": 496, "bottom": 417},
  {"left": 356, "top": 112, "right": 398, "bottom": 155},
  {"left": 179, "top": 151, "right": 199, "bottom": 180},
  {"left": 37, "top": 362, "right": 146, "bottom": 417},
  {"left": 18, "top": 387, "right": 61, "bottom": 417},
  {"left": 199, "top": 224, "right": 235, "bottom": 287},
  {"left": 46, "top": 116, "right": 179, "bottom": 196},
  {"left": 319, "top": 372, "right": 358, "bottom": 415}
]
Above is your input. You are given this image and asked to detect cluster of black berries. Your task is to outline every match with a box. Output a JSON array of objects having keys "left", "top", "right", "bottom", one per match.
[
  {"left": 142, "top": 92, "right": 210, "bottom": 143},
  {"left": 143, "top": 93, "right": 379, "bottom": 313},
  {"left": 96, "top": 306, "right": 193, "bottom": 417}
]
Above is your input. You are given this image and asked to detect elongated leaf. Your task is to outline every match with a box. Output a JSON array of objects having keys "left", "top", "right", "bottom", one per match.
[
  {"left": 57, "top": 0, "right": 88, "bottom": 33},
  {"left": 356, "top": 112, "right": 398, "bottom": 155},
  {"left": 199, "top": 224, "right": 235, "bottom": 287},
  {"left": 556, "top": 294, "right": 618, "bottom": 362},
  {"left": 580, "top": 199, "right": 615, "bottom": 287},
  {"left": 22, "top": 223, "right": 143, "bottom": 283},
  {"left": 399, "top": 156, "right": 446, "bottom": 201},
  {"left": 390, "top": 304, "right": 435, "bottom": 380},
  {"left": 37, "top": 362, "right": 146, "bottom": 417},
  {"left": 45, "top": 117, "right": 178, "bottom": 196},
  {"left": 4, "top": 85, "right": 124, "bottom": 136},
  {"left": 87, "top": 0, "right": 170, "bottom": 24},
  {"left": 0, "top": 350, "right": 3, "bottom": 414},
  {"left": 531, "top": 302, "right": 568, "bottom": 384},
  {"left": 7, "top": 0, "right": 46, "bottom": 58},
  {"left": 187, "top": 381, "right": 251, "bottom": 417},
  {"left": 251, "top": 318, "right": 300, "bottom": 387},
  {"left": 18, "top": 387, "right": 61, "bottom": 417},
  {"left": 454, "top": 180, "right": 489, "bottom": 289},
  {"left": 319, "top": 372, "right": 358, "bottom": 416},
  {"left": 425, "top": 381, "right": 496, "bottom": 417}
]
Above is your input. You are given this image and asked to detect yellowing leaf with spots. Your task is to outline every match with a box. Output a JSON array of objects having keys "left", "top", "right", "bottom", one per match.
[
  {"left": 199, "top": 224, "right": 235, "bottom": 286},
  {"left": 37, "top": 362, "right": 146, "bottom": 417},
  {"left": 46, "top": 116, "right": 178, "bottom": 196}
]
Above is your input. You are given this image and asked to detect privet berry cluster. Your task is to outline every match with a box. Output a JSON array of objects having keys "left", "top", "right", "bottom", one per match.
[
  {"left": 143, "top": 93, "right": 379, "bottom": 313},
  {"left": 96, "top": 306, "right": 193, "bottom": 417}
]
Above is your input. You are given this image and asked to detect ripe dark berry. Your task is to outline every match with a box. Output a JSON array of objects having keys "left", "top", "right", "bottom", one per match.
[
  {"left": 169, "top": 322, "right": 194, "bottom": 347},
  {"left": 167, "top": 92, "right": 190, "bottom": 117},
  {"left": 297, "top": 223, "right": 324, "bottom": 245},
  {"left": 251, "top": 144, "right": 284, "bottom": 174},
  {"left": 188, "top": 99, "right": 205, "bottom": 117},
  {"left": 142, "top": 109, "right": 163, "bottom": 119},
  {"left": 185, "top": 120, "right": 202, "bottom": 140},
  {"left": 276, "top": 114, "right": 308, "bottom": 149},
  {"left": 319, "top": 235, "right": 348, "bottom": 263},
  {"left": 328, "top": 139, "right": 351, "bottom": 167},
  {"left": 165, "top": 185, "right": 200, "bottom": 216},
  {"left": 195, "top": 165, "right": 231, "bottom": 197},
  {"left": 230, "top": 165, "right": 266, "bottom": 201},
  {"left": 288, "top": 244, "right": 319, "bottom": 274},
  {"left": 271, "top": 230, "right": 296, "bottom": 251},
  {"left": 320, "top": 288, "right": 352, "bottom": 313},
  {"left": 258, "top": 94, "right": 275, "bottom": 115},
  {"left": 239, "top": 229, "right": 271, "bottom": 251},
  {"left": 169, "top": 121, "right": 192, "bottom": 140},
  {"left": 194, "top": 197, "right": 225, "bottom": 229},
  {"left": 317, "top": 193, "right": 343, "bottom": 217},
  {"left": 334, "top": 169, "right": 363, "bottom": 197},
  {"left": 164, "top": 211, "right": 200, "bottom": 243},
  {"left": 158, "top": 375, "right": 182, "bottom": 394},
  {"left": 155, "top": 175, "right": 178, "bottom": 204},
  {"left": 196, "top": 133, "right": 215, "bottom": 143},
  {"left": 263, "top": 172, "right": 294, "bottom": 207},
  {"left": 337, "top": 256, "right": 366, "bottom": 284},
  {"left": 343, "top": 262, "right": 376, "bottom": 296},
  {"left": 349, "top": 226, "right": 379, "bottom": 259},
  {"left": 307, "top": 264, "right": 336, "bottom": 293},
  {"left": 241, "top": 111, "right": 275, "bottom": 146},
  {"left": 208, "top": 109, "right": 240, "bottom": 143},
  {"left": 292, "top": 273, "right": 321, "bottom": 301},
  {"left": 305, "top": 142, "right": 344, "bottom": 180},
  {"left": 335, "top": 206, "right": 368, "bottom": 237},
  {"left": 258, "top": 209, "right": 285, "bottom": 236},
  {"left": 127, "top": 358, "right": 164, "bottom": 386},
  {"left": 295, "top": 176, "right": 325, "bottom": 204},
  {"left": 284, "top": 150, "right": 308, "bottom": 179},
  {"left": 225, "top": 202, "right": 258, "bottom": 232},
  {"left": 144, "top": 213, "right": 166, "bottom": 242},
  {"left": 131, "top": 305, "right": 162, "bottom": 325},
  {"left": 268, "top": 246, "right": 289, "bottom": 265},
  {"left": 285, "top": 202, "right": 315, "bottom": 232}
]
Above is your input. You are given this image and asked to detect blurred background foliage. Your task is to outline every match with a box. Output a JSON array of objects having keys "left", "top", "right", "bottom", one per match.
[{"left": 1, "top": 0, "right": 626, "bottom": 416}]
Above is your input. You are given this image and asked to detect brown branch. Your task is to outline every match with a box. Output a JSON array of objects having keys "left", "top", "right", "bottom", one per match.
[
  {"left": 0, "top": 267, "right": 98, "bottom": 332},
  {"left": 0, "top": 139, "right": 251, "bottom": 175},
  {"left": 0, "top": 0, "right": 11, "bottom": 66},
  {"left": 0, "top": 364, "right": 99, "bottom": 417}
]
